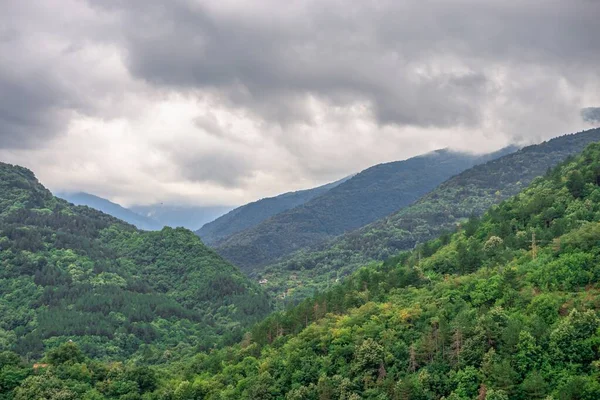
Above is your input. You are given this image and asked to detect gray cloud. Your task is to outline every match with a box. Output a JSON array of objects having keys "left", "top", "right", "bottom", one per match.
[
  {"left": 0, "top": 70, "right": 70, "bottom": 148},
  {"left": 177, "top": 151, "right": 254, "bottom": 188},
  {"left": 0, "top": 27, "right": 74, "bottom": 148},
  {"left": 1, "top": 0, "right": 599, "bottom": 205},
  {"left": 193, "top": 113, "right": 229, "bottom": 139},
  {"left": 582, "top": 108, "right": 600, "bottom": 124},
  {"left": 88, "top": 0, "right": 599, "bottom": 131},
  {"left": 0, "top": 0, "right": 139, "bottom": 149}
]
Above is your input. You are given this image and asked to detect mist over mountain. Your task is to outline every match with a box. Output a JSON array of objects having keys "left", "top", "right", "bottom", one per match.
[
  {"left": 58, "top": 192, "right": 163, "bottom": 231},
  {"left": 131, "top": 204, "right": 233, "bottom": 231}
]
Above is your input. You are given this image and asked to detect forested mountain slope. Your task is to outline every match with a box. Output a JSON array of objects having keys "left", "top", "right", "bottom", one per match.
[
  {"left": 6, "top": 139, "right": 600, "bottom": 399},
  {"left": 215, "top": 147, "right": 517, "bottom": 271},
  {"left": 58, "top": 192, "right": 163, "bottom": 231},
  {"left": 261, "top": 128, "right": 600, "bottom": 302},
  {"left": 0, "top": 163, "right": 271, "bottom": 362},
  {"left": 196, "top": 176, "right": 352, "bottom": 246}
]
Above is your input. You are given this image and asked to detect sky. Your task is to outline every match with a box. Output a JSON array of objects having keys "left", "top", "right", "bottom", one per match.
[{"left": 1, "top": 0, "right": 599, "bottom": 207}]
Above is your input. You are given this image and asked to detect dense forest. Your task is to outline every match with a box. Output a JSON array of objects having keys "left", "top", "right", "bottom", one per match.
[
  {"left": 215, "top": 147, "right": 516, "bottom": 271},
  {"left": 3, "top": 139, "right": 600, "bottom": 399},
  {"left": 197, "top": 176, "right": 351, "bottom": 246},
  {"left": 0, "top": 163, "right": 271, "bottom": 364},
  {"left": 258, "top": 128, "right": 600, "bottom": 304}
]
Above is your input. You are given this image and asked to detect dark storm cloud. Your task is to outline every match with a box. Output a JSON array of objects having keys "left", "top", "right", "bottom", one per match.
[
  {"left": 581, "top": 108, "right": 600, "bottom": 124},
  {"left": 0, "top": 71, "right": 69, "bottom": 148},
  {"left": 0, "top": 1, "right": 118, "bottom": 149},
  {"left": 0, "top": 27, "right": 73, "bottom": 148},
  {"left": 88, "top": 0, "right": 600, "bottom": 130}
]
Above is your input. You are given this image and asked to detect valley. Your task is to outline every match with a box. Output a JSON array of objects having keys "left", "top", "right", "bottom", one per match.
[{"left": 2, "top": 2, "right": 599, "bottom": 398}]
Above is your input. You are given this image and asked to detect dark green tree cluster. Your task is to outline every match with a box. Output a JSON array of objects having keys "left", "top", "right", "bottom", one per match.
[{"left": 1, "top": 343, "right": 165, "bottom": 400}]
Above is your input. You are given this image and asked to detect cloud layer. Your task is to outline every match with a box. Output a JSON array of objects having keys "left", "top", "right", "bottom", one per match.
[{"left": 1, "top": 0, "right": 599, "bottom": 206}]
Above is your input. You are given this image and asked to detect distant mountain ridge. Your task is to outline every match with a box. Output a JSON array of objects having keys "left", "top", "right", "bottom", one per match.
[
  {"left": 260, "top": 127, "right": 600, "bottom": 302},
  {"left": 214, "top": 146, "right": 518, "bottom": 271},
  {"left": 58, "top": 192, "right": 163, "bottom": 231},
  {"left": 131, "top": 204, "right": 232, "bottom": 231},
  {"left": 196, "top": 175, "right": 353, "bottom": 245},
  {"left": 57, "top": 192, "right": 233, "bottom": 231}
]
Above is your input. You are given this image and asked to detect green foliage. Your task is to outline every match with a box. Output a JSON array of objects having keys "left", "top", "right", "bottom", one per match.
[
  {"left": 62, "top": 140, "right": 600, "bottom": 400},
  {"left": 4, "top": 342, "right": 160, "bottom": 400},
  {"left": 46, "top": 342, "right": 85, "bottom": 365},
  {"left": 5, "top": 135, "right": 600, "bottom": 399},
  {"left": 0, "top": 162, "right": 272, "bottom": 362}
]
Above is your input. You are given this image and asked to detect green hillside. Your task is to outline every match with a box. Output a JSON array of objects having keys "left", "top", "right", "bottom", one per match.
[
  {"left": 215, "top": 147, "right": 516, "bottom": 271},
  {"left": 196, "top": 176, "right": 351, "bottom": 246},
  {"left": 0, "top": 163, "right": 271, "bottom": 362},
  {"left": 260, "top": 128, "right": 600, "bottom": 303},
  {"left": 5, "top": 137, "right": 600, "bottom": 399}
]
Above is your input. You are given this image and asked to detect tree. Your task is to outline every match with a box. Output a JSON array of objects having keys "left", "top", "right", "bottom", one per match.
[
  {"left": 566, "top": 170, "right": 585, "bottom": 198},
  {"left": 549, "top": 309, "right": 599, "bottom": 365},
  {"left": 13, "top": 374, "right": 78, "bottom": 400},
  {"left": 46, "top": 342, "right": 85, "bottom": 365},
  {"left": 514, "top": 331, "right": 542, "bottom": 377}
]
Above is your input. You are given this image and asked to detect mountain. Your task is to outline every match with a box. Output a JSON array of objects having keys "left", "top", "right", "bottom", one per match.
[
  {"left": 58, "top": 192, "right": 163, "bottom": 231},
  {"left": 8, "top": 141, "right": 600, "bottom": 399},
  {"left": 57, "top": 192, "right": 233, "bottom": 231},
  {"left": 131, "top": 204, "right": 232, "bottom": 231},
  {"left": 261, "top": 128, "right": 600, "bottom": 302},
  {"left": 0, "top": 162, "right": 271, "bottom": 362},
  {"left": 196, "top": 176, "right": 352, "bottom": 246},
  {"left": 214, "top": 147, "right": 518, "bottom": 271}
]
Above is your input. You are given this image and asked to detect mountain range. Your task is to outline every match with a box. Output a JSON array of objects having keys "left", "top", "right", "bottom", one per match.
[
  {"left": 131, "top": 204, "right": 232, "bottom": 231},
  {"left": 58, "top": 192, "right": 233, "bottom": 232},
  {"left": 212, "top": 147, "right": 518, "bottom": 271},
  {"left": 196, "top": 176, "right": 352, "bottom": 245},
  {"left": 259, "top": 128, "right": 600, "bottom": 301},
  {"left": 174, "top": 140, "right": 600, "bottom": 399},
  {"left": 4, "top": 132, "right": 600, "bottom": 399},
  {"left": 58, "top": 192, "right": 164, "bottom": 231}
]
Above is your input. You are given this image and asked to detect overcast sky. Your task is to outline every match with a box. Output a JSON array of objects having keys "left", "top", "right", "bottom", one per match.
[{"left": 1, "top": 0, "right": 599, "bottom": 206}]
